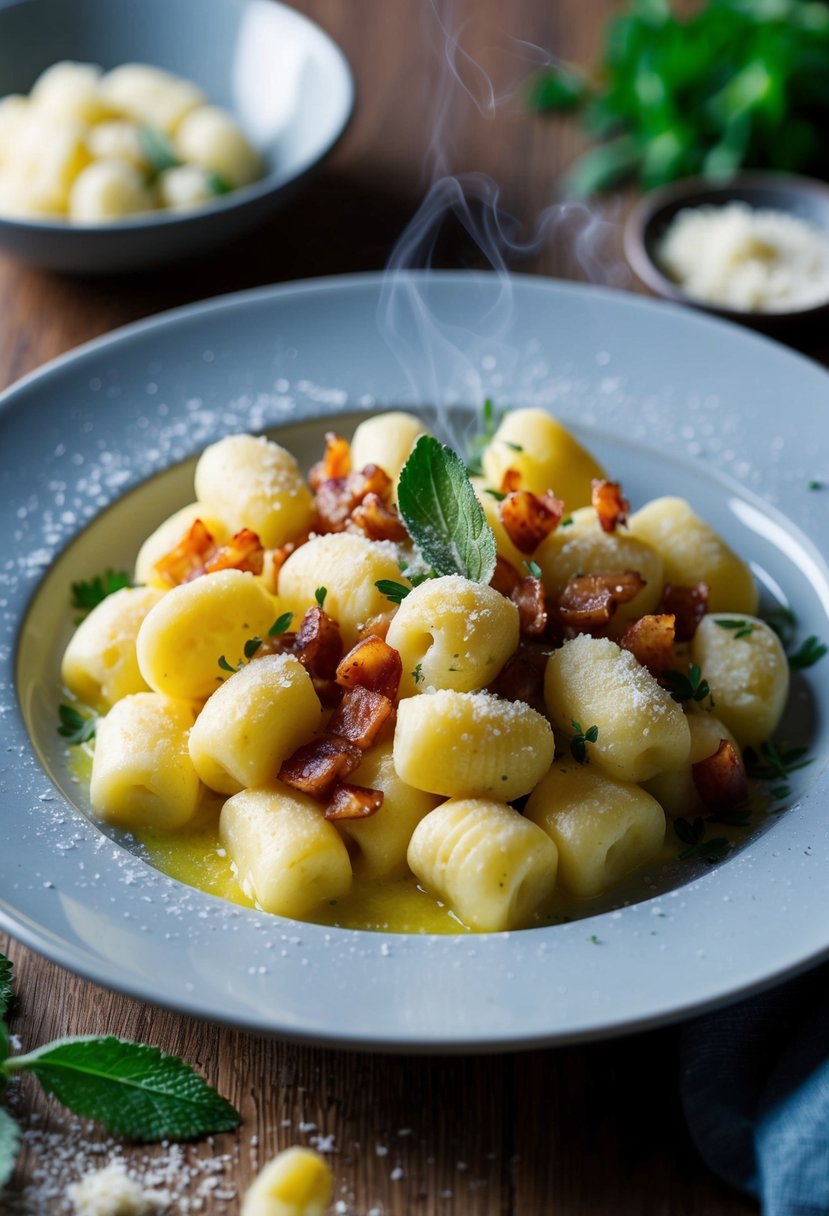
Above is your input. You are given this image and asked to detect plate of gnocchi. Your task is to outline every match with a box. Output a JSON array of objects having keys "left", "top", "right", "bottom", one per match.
[{"left": 2, "top": 271, "right": 829, "bottom": 1049}]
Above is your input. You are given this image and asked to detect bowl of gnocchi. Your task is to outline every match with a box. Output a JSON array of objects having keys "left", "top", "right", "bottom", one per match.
[{"left": 0, "top": 0, "right": 353, "bottom": 273}]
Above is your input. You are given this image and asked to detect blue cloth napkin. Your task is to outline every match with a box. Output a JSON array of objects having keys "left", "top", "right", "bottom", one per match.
[{"left": 680, "top": 961, "right": 829, "bottom": 1216}]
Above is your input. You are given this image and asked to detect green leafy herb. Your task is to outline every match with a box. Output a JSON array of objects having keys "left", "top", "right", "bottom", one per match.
[
  {"left": 466, "top": 397, "right": 503, "bottom": 476},
  {"left": 714, "top": 618, "right": 754, "bottom": 640},
  {"left": 375, "top": 579, "right": 411, "bottom": 605},
  {"left": 205, "top": 170, "right": 232, "bottom": 196},
  {"left": 398, "top": 435, "right": 497, "bottom": 584},
  {"left": 57, "top": 704, "right": 97, "bottom": 746},
  {"left": 412, "top": 662, "right": 424, "bottom": 685},
  {"left": 764, "top": 605, "right": 797, "bottom": 646},
  {"left": 788, "top": 635, "right": 827, "bottom": 670},
  {"left": 137, "top": 124, "right": 179, "bottom": 174},
  {"left": 504, "top": 441, "right": 524, "bottom": 452},
  {"left": 570, "top": 720, "right": 599, "bottom": 764},
  {"left": 661, "top": 664, "right": 710, "bottom": 703},
  {"left": 808, "top": 479, "right": 823, "bottom": 490},
  {"left": 674, "top": 817, "right": 730, "bottom": 863},
  {"left": 0, "top": 1106, "right": 20, "bottom": 1189},
  {"left": 315, "top": 587, "right": 328, "bottom": 609},
  {"left": 2, "top": 1037, "right": 240, "bottom": 1142},
  {"left": 243, "top": 637, "right": 263, "bottom": 660},
  {"left": 217, "top": 655, "right": 239, "bottom": 674},
  {"left": 744, "top": 740, "right": 812, "bottom": 783},
  {"left": 268, "top": 612, "right": 293, "bottom": 637},
  {"left": 708, "top": 805, "right": 752, "bottom": 829},
  {"left": 70, "top": 569, "right": 131, "bottom": 615},
  {"left": 0, "top": 954, "right": 12, "bottom": 1023},
  {"left": 523, "top": 560, "right": 543, "bottom": 579},
  {"left": 588, "top": 933, "right": 601, "bottom": 945},
  {"left": 485, "top": 488, "right": 506, "bottom": 502},
  {"left": 529, "top": 0, "right": 829, "bottom": 194},
  {"left": 560, "top": 515, "right": 573, "bottom": 527}
]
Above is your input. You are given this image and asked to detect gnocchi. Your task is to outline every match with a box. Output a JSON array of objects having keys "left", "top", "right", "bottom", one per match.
[{"left": 57, "top": 405, "right": 805, "bottom": 934}]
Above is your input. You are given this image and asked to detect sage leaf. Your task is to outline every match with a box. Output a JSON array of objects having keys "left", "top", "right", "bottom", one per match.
[
  {"left": 4, "top": 1037, "right": 239, "bottom": 1141},
  {"left": 0, "top": 1106, "right": 20, "bottom": 1189},
  {"left": 137, "top": 124, "right": 180, "bottom": 175},
  {"left": 398, "top": 436, "right": 496, "bottom": 584}
]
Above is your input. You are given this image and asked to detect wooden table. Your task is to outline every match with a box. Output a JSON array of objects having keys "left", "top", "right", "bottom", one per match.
[{"left": 1, "top": 1, "right": 799, "bottom": 1211}]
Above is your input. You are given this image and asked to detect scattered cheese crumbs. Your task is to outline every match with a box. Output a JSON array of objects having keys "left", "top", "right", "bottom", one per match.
[
  {"left": 66, "top": 1162, "right": 164, "bottom": 1216},
  {"left": 240, "top": 1147, "right": 333, "bottom": 1216},
  {"left": 657, "top": 201, "right": 829, "bottom": 313}
]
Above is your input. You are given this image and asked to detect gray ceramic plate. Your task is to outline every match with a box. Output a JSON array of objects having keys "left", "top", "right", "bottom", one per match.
[
  {"left": 0, "top": 0, "right": 354, "bottom": 273},
  {"left": 2, "top": 272, "right": 829, "bottom": 1052}
]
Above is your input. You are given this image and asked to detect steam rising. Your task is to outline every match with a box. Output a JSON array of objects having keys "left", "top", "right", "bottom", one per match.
[{"left": 378, "top": 2, "right": 629, "bottom": 451}]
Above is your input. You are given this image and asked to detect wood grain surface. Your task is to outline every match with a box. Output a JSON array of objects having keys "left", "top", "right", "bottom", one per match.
[{"left": 2, "top": 0, "right": 808, "bottom": 1210}]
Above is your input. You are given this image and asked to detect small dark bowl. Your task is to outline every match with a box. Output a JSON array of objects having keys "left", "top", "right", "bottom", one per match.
[{"left": 624, "top": 172, "right": 829, "bottom": 333}]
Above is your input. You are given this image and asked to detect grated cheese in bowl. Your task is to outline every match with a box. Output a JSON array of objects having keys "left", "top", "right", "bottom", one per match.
[{"left": 656, "top": 200, "right": 829, "bottom": 313}]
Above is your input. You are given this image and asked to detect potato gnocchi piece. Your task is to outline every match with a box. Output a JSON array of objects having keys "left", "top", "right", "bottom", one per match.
[
  {"left": 30, "top": 60, "right": 111, "bottom": 123},
  {"left": 194, "top": 433, "right": 314, "bottom": 550},
  {"left": 188, "top": 653, "right": 321, "bottom": 795},
  {"left": 68, "top": 158, "right": 154, "bottom": 222},
  {"left": 386, "top": 574, "right": 519, "bottom": 697},
  {"left": 628, "top": 497, "right": 758, "bottom": 615},
  {"left": 175, "top": 105, "right": 262, "bottom": 187},
  {"left": 481, "top": 407, "right": 605, "bottom": 507},
  {"left": 691, "top": 614, "right": 789, "bottom": 746},
  {"left": 6, "top": 113, "right": 91, "bottom": 214},
  {"left": 535, "top": 506, "right": 663, "bottom": 626},
  {"left": 136, "top": 568, "right": 276, "bottom": 701},
  {"left": 220, "top": 786, "right": 352, "bottom": 918},
  {"left": 90, "top": 692, "right": 200, "bottom": 830},
  {"left": 393, "top": 688, "right": 554, "bottom": 800},
  {"left": 349, "top": 411, "right": 427, "bottom": 490},
  {"left": 407, "top": 798, "right": 558, "bottom": 932},
  {"left": 279, "top": 532, "right": 408, "bottom": 648},
  {"left": 333, "top": 741, "right": 441, "bottom": 879},
  {"left": 61, "top": 585, "right": 164, "bottom": 709},
  {"left": 643, "top": 712, "right": 741, "bottom": 817},
  {"left": 133, "top": 502, "right": 231, "bottom": 588},
  {"left": 157, "top": 164, "right": 215, "bottom": 210},
  {"left": 99, "top": 63, "right": 206, "bottom": 134},
  {"left": 544, "top": 634, "right": 691, "bottom": 783},
  {"left": 525, "top": 758, "right": 665, "bottom": 897},
  {"left": 86, "top": 120, "right": 149, "bottom": 171}
]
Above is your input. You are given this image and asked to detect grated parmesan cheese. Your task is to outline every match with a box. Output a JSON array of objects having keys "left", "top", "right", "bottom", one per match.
[
  {"left": 66, "top": 1162, "right": 165, "bottom": 1216},
  {"left": 657, "top": 201, "right": 829, "bottom": 313}
]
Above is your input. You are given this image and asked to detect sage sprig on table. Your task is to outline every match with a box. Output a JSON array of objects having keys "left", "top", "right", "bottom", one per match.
[{"left": 0, "top": 951, "right": 240, "bottom": 1189}]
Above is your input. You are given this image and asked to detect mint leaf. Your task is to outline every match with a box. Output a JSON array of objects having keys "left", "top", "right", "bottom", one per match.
[
  {"left": 398, "top": 436, "right": 496, "bottom": 584},
  {"left": 137, "top": 124, "right": 179, "bottom": 174},
  {"left": 4, "top": 1037, "right": 239, "bottom": 1141},
  {"left": 0, "top": 954, "right": 12, "bottom": 1022},
  {"left": 0, "top": 1106, "right": 20, "bottom": 1189}
]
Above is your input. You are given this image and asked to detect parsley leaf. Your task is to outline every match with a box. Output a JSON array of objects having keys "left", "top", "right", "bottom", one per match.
[
  {"left": 268, "top": 612, "right": 293, "bottom": 637},
  {"left": 205, "top": 170, "right": 232, "bottom": 196},
  {"left": 744, "top": 741, "right": 812, "bottom": 782},
  {"left": 788, "top": 635, "right": 827, "bottom": 670},
  {"left": 661, "top": 664, "right": 710, "bottom": 703},
  {"left": 315, "top": 587, "right": 328, "bottom": 609},
  {"left": 70, "top": 570, "right": 130, "bottom": 615},
  {"left": 243, "top": 637, "right": 263, "bottom": 660},
  {"left": 673, "top": 817, "right": 730, "bottom": 863},
  {"left": 2, "top": 1037, "right": 240, "bottom": 1141},
  {"left": 137, "top": 124, "right": 179, "bottom": 174},
  {"left": 375, "top": 579, "right": 411, "bottom": 605},
  {"left": 398, "top": 436, "right": 496, "bottom": 584},
  {"left": 217, "top": 655, "right": 239, "bottom": 674},
  {"left": 412, "top": 662, "right": 424, "bottom": 685},
  {"left": 570, "top": 719, "right": 599, "bottom": 764},
  {"left": 714, "top": 618, "right": 754, "bottom": 640},
  {"left": 57, "top": 704, "right": 97, "bottom": 746}
]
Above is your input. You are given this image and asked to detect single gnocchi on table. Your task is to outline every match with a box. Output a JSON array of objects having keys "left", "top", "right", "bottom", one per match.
[
  {"left": 0, "top": 60, "right": 263, "bottom": 222},
  {"left": 58, "top": 406, "right": 808, "bottom": 934}
]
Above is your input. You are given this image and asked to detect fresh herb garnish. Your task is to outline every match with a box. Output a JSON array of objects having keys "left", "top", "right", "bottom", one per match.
[
  {"left": 137, "top": 123, "right": 180, "bottom": 174},
  {"left": 218, "top": 655, "right": 239, "bottom": 674},
  {"left": 398, "top": 435, "right": 497, "bottom": 584},
  {"left": 375, "top": 579, "right": 411, "bottom": 605},
  {"left": 523, "top": 560, "right": 543, "bottom": 579},
  {"left": 485, "top": 488, "right": 506, "bottom": 502},
  {"left": 315, "top": 587, "right": 328, "bottom": 609},
  {"left": 560, "top": 515, "right": 573, "bottom": 527},
  {"left": 744, "top": 740, "right": 813, "bottom": 783},
  {"left": 0, "top": 951, "right": 238, "bottom": 1181},
  {"left": 268, "top": 612, "right": 293, "bottom": 636},
  {"left": 808, "top": 479, "right": 823, "bottom": 490},
  {"left": 57, "top": 704, "right": 97, "bottom": 745},
  {"left": 661, "top": 664, "right": 710, "bottom": 703},
  {"left": 764, "top": 605, "right": 797, "bottom": 646},
  {"left": 70, "top": 570, "right": 131, "bottom": 615},
  {"left": 570, "top": 720, "right": 599, "bottom": 764},
  {"left": 412, "top": 662, "right": 424, "bottom": 685},
  {"left": 674, "top": 817, "right": 730, "bottom": 864},
  {"left": 529, "top": 0, "right": 829, "bottom": 194},
  {"left": 244, "top": 636, "right": 263, "bottom": 660},
  {"left": 714, "top": 618, "right": 754, "bottom": 640},
  {"left": 788, "top": 635, "right": 827, "bottom": 670},
  {"left": 504, "top": 441, "right": 524, "bottom": 453},
  {"left": 205, "top": 169, "right": 232, "bottom": 196},
  {"left": 466, "top": 397, "right": 502, "bottom": 477}
]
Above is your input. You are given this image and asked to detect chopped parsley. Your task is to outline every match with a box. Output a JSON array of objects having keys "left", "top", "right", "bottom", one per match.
[
  {"left": 375, "top": 579, "right": 411, "bottom": 605},
  {"left": 57, "top": 704, "right": 97, "bottom": 745},
  {"left": 268, "top": 612, "right": 293, "bottom": 637},
  {"left": 315, "top": 586, "right": 328, "bottom": 609},
  {"left": 570, "top": 720, "right": 599, "bottom": 764},
  {"left": 661, "top": 664, "right": 710, "bottom": 703},
  {"left": 673, "top": 817, "right": 730, "bottom": 864},
  {"left": 70, "top": 569, "right": 131, "bottom": 615},
  {"left": 788, "top": 635, "right": 827, "bottom": 670},
  {"left": 411, "top": 662, "right": 424, "bottom": 685},
  {"left": 714, "top": 618, "right": 754, "bottom": 640}
]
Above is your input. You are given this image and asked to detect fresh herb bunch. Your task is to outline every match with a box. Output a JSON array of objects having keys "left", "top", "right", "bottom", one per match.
[
  {"left": 0, "top": 951, "right": 240, "bottom": 1188},
  {"left": 530, "top": 0, "right": 829, "bottom": 194}
]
